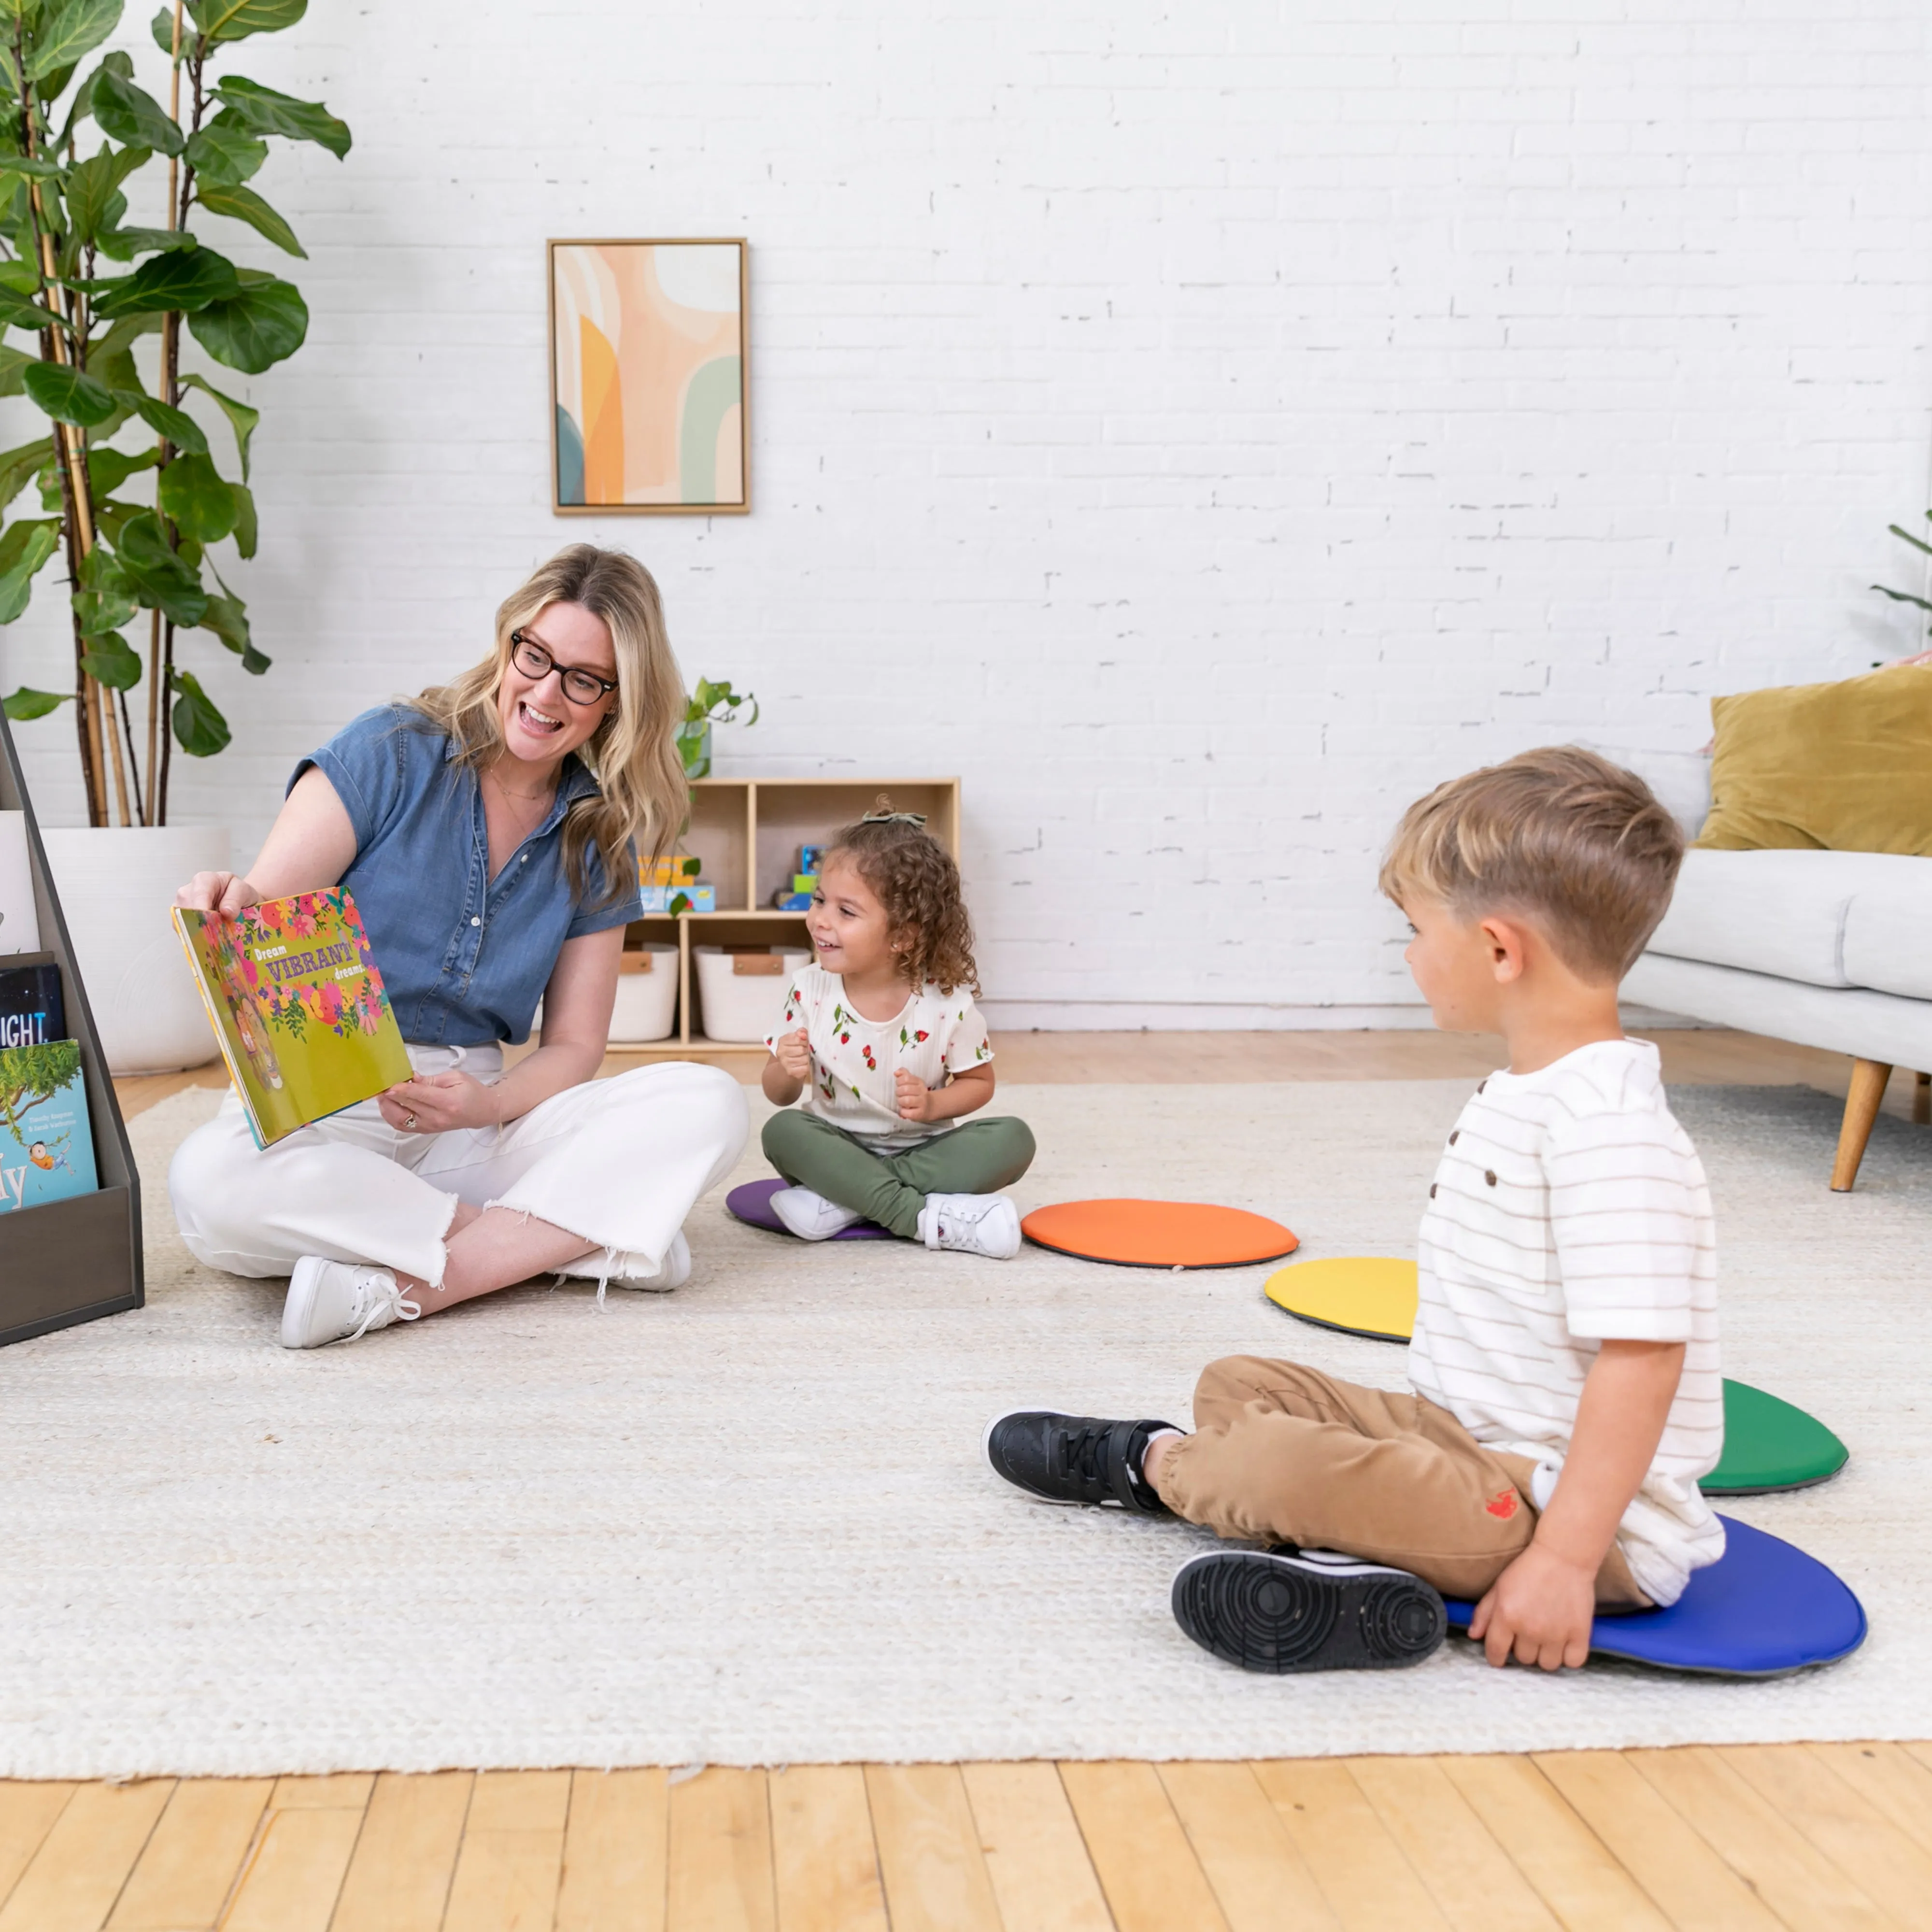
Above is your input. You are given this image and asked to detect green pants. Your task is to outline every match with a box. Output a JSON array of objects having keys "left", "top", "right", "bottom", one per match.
[{"left": 762, "top": 1108, "right": 1037, "bottom": 1240}]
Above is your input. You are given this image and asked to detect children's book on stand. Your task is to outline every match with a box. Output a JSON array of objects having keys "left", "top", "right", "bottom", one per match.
[
  {"left": 0, "top": 1037, "right": 97, "bottom": 1214},
  {"left": 173, "top": 888, "right": 411, "bottom": 1149},
  {"left": 0, "top": 962, "right": 63, "bottom": 1048}
]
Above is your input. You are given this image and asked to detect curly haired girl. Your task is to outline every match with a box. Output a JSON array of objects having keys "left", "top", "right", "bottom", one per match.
[{"left": 760, "top": 801, "right": 1035, "bottom": 1257}]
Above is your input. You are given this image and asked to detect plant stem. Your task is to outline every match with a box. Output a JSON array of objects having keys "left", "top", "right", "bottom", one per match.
[
  {"left": 147, "top": 0, "right": 186, "bottom": 826},
  {"left": 15, "top": 41, "right": 107, "bottom": 825}
]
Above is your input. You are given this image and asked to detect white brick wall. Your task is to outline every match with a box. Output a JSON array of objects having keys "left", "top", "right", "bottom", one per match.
[{"left": 7, "top": 1, "right": 1931, "bottom": 1026}]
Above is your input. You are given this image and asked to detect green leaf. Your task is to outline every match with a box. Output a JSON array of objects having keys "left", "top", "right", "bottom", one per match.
[
  {"left": 177, "top": 369, "right": 254, "bottom": 478},
  {"left": 211, "top": 73, "right": 348, "bottom": 157},
  {"left": 71, "top": 562, "right": 137, "bottom": 634},
  {"left": 1872, "top": 584, "right": 1932, "bottom": 612},
  {"left": 91, "top": 68, "right": 184, "bottom": 156},
  {"left": 95, "top": 223, "right": 194, "bottom": 260},
  {"left": 121, "top": 389, "right": 206, "bottom": 452},
  {"left": 0, "top": 344, "right": 28, "bottom": 396},
  {"left": 84, "top": 441, "right": 156, "bottom": 494},
  {"left": 195, "top": 178, "right": 301, "bottom": 256},
  {"left": 64, "top": 47, "right": 134, "bottom": 138},
  {"left": 186, "top": 270, "right": 304, "bottom": 372},
  {"left": 113, "top": 508, "right": 207, "bottom": 623},
  {"left": 184, "top": 120, "right": 264, "bottom": 184},
  {"left": 80, "top": 625, "right": 141, "bottom": 687},
  {"left": 0, "top": 154, "right": 65, "bottom": 180},
  {"left": 62, "top": 140, "right": 149, "bottom": 246},
  {"left": 0, "top": 517, "right": 59, "bottom": 621},
  {"left": 198, "top": 585, "right": 263, "bottom": 670},
  {"left": 22, "top": 360, "right": 115, "bottom": 425},
  {"left": 228, "top": 476, "right": 254, "bottom": 555},
  {"left": 155, "top": 449, "right": 235, "bottom": 540},
  {"left": 0, "top": 436, "right": 50, "bottom": 509},
  {"left": 27, "top": 0, "right": 123, "bottom": 83},
  {"left": 149, "top": 2, "right": 177, "bottom": 53},
  {"left": 3, "top": 687, "right": 69, "bottom": 720},
  {"left": 187, "top": 0, "right": 303, "bottom": 44},
  {"left": 92, "top": 242, "right": 239, "bottom": 316},
  {"left": 169, "top": 665, "right": 227, "bottom": 754}
]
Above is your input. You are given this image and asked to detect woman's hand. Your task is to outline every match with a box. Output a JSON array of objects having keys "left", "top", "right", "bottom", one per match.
[
  {"left": 175, "top": 871, "right": 262, "bottom": 918},
  {"left": 379, "top": 1071, "right": 504, "bottom": 1136}
]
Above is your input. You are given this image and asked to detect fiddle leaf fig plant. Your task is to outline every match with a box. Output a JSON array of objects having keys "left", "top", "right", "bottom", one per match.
[{"left": 0, "top": 0, "right": 349, "bottom": 825}]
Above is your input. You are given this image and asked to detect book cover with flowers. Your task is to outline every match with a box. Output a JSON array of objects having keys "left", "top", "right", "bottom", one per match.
[{"left": 172, "top": 889, "right": 411, "bottom": 1149}]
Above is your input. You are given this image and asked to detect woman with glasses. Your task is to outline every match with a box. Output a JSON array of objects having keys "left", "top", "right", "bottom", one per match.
[{"left": 168, "top": 545, "right": 749, "bottom": 1348}]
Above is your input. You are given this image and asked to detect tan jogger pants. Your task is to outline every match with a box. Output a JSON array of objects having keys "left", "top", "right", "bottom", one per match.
[{"left": 1152, "top": 1355, "right": 1648, "bottom": 1607}]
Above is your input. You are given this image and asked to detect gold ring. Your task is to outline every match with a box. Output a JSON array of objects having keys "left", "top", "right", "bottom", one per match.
[{"left": 404, "top": 1113, "right": 418, "bottom": 1130}]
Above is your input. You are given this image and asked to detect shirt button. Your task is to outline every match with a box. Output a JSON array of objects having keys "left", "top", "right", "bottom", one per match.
[
  {"left": 1485, "top": 1170, "right": 1497, "bottom": 1186},
  {"left": 1429, "top": 1183, "right": 1437, "bottom": 1198},
  {"left": 1449, "top": 1131, "right": 1458, "bottom": 1145},
  {"left": 470, "top": 916, "right": 481, "bottom": 927}
]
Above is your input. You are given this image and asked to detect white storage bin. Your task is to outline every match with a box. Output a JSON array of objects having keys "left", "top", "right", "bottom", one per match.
[
  {"left": 694, "top": 943, "right": 810, "bottom": 1043},
  {"left": 608, "top": 941, "right": 680, "bottom": 1042}
]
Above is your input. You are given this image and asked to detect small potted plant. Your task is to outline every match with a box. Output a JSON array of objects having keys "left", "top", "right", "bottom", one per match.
[{"left": 676, "top": 676, "right": 756, "bottom": 780}]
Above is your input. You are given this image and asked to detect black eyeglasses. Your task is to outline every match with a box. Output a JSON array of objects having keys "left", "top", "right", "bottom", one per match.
[{"left": 509, "top": 629, "right": 619, "bottom": 706}]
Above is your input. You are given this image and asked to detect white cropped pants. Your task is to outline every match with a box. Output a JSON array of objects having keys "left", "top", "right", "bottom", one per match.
[{"left": 169, "top": 1046, "right": 749, "bottom": 1289}]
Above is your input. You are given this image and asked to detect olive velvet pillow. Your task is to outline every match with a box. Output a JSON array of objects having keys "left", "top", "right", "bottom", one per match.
[{"left": 1697, "top": 662, "right": 1932, "bottom": 855}]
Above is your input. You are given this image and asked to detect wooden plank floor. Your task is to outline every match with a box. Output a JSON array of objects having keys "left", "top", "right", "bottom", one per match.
[
  {"left": 57, "top": 1028, "right": 1929, "bottom": 1930},
  {"left": 6, "top": 1752, "right": 1932, "bottom": 1930}
]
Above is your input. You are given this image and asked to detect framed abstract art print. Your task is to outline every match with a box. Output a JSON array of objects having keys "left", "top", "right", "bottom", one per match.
[{"left": 548, "top": 238, "right": 749, "bottom": 514}]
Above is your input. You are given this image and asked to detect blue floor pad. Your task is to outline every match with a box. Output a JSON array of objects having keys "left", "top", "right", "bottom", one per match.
[{"left": 1443, "top": 1515, "right": 1866, "bottom": 1677}]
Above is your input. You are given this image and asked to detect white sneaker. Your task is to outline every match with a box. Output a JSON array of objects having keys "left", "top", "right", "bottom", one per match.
[
  {"left": 917, "top": 1193, "right": 1021, "bottom": 1259},
  {"left": 554, "top": 1231, "right": 693, "bottom": 1293},
  {"left": 281, "top": 1258, "right": 420, "bottom": 1350},
  {"left": 770, "top": 1188, "right": 865, "bottom": 1241}
]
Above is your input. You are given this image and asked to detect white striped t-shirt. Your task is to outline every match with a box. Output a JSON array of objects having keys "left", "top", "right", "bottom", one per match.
[{"left": 1409, "top": 1038, "right": 1724, "bottom": 1606}]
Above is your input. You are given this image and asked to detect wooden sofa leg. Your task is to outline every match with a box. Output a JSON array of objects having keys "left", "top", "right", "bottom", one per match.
[
  {"left": 1916, "top": 1071, "right": 1931, "bottom": 1127},
  {"left": 1832, "top": 1059, "right": 1892, "bottom": 1192}
]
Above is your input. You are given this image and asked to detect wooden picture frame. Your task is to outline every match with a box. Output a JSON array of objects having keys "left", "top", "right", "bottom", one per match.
[{"left": 547, "top": 237, "right": 750, "bottom": 515}]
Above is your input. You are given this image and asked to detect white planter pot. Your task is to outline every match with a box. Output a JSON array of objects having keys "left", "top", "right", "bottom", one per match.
[{"left": 41, "top": 824, "right": 231, "bottom": 1074}]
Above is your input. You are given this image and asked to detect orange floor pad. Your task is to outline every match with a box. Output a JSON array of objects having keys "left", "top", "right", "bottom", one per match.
[{"left": 1021, "top": 1198, "right": 1300, "bottom": 1269}]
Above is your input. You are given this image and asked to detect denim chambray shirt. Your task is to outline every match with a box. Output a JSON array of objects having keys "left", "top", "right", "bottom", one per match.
[{"left": 292, "top": 704, "right": 642, "bottom": 1046}]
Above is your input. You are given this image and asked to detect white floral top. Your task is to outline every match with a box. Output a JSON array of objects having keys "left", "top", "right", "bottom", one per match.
[{"left": 765, "top": 964, "right": 994, "bottom": 1150}]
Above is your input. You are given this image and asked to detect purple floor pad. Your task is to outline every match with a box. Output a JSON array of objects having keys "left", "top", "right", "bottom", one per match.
[{"left": 726, "top": 1177, "right": 897, "bottom": 1239}]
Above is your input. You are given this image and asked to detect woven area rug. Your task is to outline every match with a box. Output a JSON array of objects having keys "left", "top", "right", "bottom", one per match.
[{"left": 0, "top": 1077, "right": 1925, "bottom": 1777}]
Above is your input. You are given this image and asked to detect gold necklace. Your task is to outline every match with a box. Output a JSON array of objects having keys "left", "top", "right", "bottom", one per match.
[{"left": 486, "top": 766, "right": 553, "bottom": 832}]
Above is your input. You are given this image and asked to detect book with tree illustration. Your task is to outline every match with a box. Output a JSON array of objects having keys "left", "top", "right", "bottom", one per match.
[
  {"left": 173, "top": 889, "right": 411, "bottom": 1149},
  {"left": 0, "top": 1040, "right": 97, "bottom": 1213}
]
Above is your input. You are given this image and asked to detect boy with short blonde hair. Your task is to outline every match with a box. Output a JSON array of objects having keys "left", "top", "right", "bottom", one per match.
[{"left": 986, "top": 747, "right": 1724, "bottom": 1674}]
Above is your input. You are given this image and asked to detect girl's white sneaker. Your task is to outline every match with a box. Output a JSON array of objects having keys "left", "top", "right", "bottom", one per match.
[
  {"left": 770, "top": 1188, "right": 865, "bottom": 1241},
  {"left": 917, "top": 1193, "right": 1022, "bottom": 1259},
  {"left": 281, "top": 1258, "right": 421, "bottom": 1349}
]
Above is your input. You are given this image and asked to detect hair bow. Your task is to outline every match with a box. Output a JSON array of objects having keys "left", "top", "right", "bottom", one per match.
[{"left": 861, "top": 808, "right": 927, "bottom": 828}]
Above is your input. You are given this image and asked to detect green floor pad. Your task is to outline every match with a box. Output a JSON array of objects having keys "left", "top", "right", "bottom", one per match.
[{"left": 1704, "top": 1380, "right": 1848, "bottom": 1495}]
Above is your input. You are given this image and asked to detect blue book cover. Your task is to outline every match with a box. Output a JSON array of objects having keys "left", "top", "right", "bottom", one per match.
[{"left": 0, "top": 1040, "right": 98, "bottom": 1213}]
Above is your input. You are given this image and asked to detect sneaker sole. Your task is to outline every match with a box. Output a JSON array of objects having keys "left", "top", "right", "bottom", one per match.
[{"left": 1171, "top": 1549, "right": 1446, "bottom": 1673}]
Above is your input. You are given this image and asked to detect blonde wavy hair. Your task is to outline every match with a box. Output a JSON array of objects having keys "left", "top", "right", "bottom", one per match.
[{"left": 409, "top": 545, "right": 686, "bottom": 907}]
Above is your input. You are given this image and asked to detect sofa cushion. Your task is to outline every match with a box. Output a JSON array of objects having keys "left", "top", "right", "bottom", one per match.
[
  {"left": 1647, "top": 849, "right": 1932, "bottom": 989},
  {"left": 1842, "top": 888, "right": 1932, "bottom": 1001},
  {"left": 1696, "top": 662, "right": 1932, "bottom": 855}
]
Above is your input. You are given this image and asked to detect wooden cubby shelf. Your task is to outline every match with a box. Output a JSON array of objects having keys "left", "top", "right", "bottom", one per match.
[{"left": 615, "top": 776, "right": 960, "bottom": 1056}]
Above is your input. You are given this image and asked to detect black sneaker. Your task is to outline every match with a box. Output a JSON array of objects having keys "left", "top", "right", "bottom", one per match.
[
  {"left": 1171, "top": 1547, "right": 1446, "bottom": 1673},
  {"left": 983, "top": 1409, "right": 1179, "bottom": 1514}
]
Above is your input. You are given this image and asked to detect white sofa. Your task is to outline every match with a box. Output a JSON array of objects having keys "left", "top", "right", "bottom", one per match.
[{"left": 1607, "top": 746, "right": 1932, "bottom": 1191}]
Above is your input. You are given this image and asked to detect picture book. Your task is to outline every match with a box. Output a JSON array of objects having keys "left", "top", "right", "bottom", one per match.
[
  {"left": 173, "top": 888, "right": 412, "bottom": 1149},
  {"left": 0, "top": 810, "right": 38, "bottom": 956},
  {"left": 0, "top": 962, "right": 63, "bottom": 1049},
  {"left": 0, "top": 1038, "right": 97, "bottom": 1213}
]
